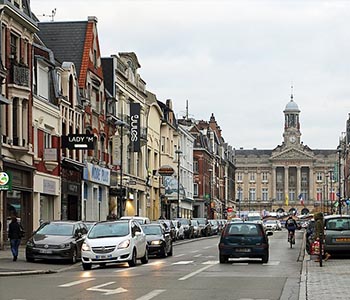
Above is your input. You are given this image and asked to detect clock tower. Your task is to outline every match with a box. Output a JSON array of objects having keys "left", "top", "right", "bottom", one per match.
[{"left": 283, "top": 93, "right": 301, "bottom": 146}]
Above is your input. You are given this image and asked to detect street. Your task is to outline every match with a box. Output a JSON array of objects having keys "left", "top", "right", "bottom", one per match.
[{"left": 0, "top": 230, "right": 304, "bottom": 300}]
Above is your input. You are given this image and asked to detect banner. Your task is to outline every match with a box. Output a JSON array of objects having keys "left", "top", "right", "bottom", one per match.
[{"left": 130, "top": 103, "right": 141, "bottom": 152}]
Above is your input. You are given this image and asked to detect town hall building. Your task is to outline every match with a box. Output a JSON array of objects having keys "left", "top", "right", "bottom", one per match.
[{"left": 234, "top": 95, "right": 338, "bottom": 216}]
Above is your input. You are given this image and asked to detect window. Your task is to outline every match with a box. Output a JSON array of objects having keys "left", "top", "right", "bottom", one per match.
[
  {"left": 316, "top": 172, "right": 323, "bottom": 182},
  {"left": 10, "top": 33, "right": 19, "bottom": 61},
  {"left": 161, "top": 137, "right": 165, "bottom": 152},
  {"left": 261, "top": 172, "right": 268, "bottom": 182},
  {"left": 262, "top": 188, "right": 268, "bottom": 201},
  {"left": 237, "top": 186, "right": 243, "bottom": 201},
  {"left": 249, "top": 172, "right": 255, "bottom": 182},
  {"left": 44, "top": 130, "right": 52, "bottom": 148},
  {"left": 193, "top": 159, "right": 198, "bottom": 173},
  {"left": 193, "top": 183, "right": 198, "bottom": 196},
  {"left": 236, "top": 172, "right": 243, "bottom": 182},
  {"left": 316, "top": 187, "right": 323, "bottom": 201},
  {"left": 38, "top": 65, "right": 49, "bottom": 99},
  {"left": 91, "top": 88, "right": 98, "bottom": 112},
  {"left": 277, "top": 189, "right": 283, "bottom": 201},
  {"left": 249, "top": 188, "right": 256, "bottom": 201}
]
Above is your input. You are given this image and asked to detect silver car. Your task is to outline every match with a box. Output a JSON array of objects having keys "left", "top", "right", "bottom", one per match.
[{"left": 81, "top": 220, "right": 148, "bottom": 270}]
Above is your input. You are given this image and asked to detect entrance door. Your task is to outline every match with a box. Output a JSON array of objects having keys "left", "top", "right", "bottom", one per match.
[{"left": 67, "top": 195, "right": 78, "bottom": 220}]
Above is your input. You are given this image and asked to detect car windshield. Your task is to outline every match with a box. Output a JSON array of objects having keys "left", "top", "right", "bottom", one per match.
[
  {"left": 88, "top": 222, "right": 129, "bottom": 238},
  {"left": 142, "top": 225, "right": 162, "bottom": 235},
  {"left": 247, "top": 216, "right": 261, "bottom": 221},
  {"left": 196, "top": 219, "right": 206, "bottom": 225},
  {"left": 326, "top": 218, "right": 350, "bottom": 231},
  {"left": 37, "top": 223, "right": 74, "bottom": 236},
  {"left": 226, "top": 224, "right": 261, "bottom": 236}
]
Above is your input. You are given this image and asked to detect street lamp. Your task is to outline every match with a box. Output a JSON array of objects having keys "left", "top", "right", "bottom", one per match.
[
  {"left": 329, "top": 169, "right": 334, "bottom": 214},
  {"left": 115, "top": 120, "right": 129, "bottom": 219},
  {"left": 209, "top": 168, "right": 213, "bottom": 219},
  {"left": 237, "top": 184, "right": 242, "bottom": 218},
  {"left": 175, "top": 148, "right": 182, "bottom": 218},
  {"left": 337, "top": 147, "right": 342, "bottom": 215}
]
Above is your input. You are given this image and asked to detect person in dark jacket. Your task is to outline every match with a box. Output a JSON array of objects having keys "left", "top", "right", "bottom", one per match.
[
  {"left": 313, "top": 212, "right": 331, "bottom": 262},
  {"left": 8, "top": 216, "right": 23, "bottom": 261}
]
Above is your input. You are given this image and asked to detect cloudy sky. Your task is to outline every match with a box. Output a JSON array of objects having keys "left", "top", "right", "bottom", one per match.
[{"left": 30, "top": 0, "right": 350, "bottom": 150}]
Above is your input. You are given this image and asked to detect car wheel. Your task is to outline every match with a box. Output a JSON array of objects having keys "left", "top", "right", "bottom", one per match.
[
  {"left": 82, "top": 263, "right": 92, "bottom": 270},
  {"left": 219, "top": 254, "right": 228, "bottom": 264},
  {"left": 262, "top": 252, "right": 269, "bottom": 264},
  {"left": 26, "top": 256, "right": 34, "bottom": 263},
  {"left": 168, "top": 243, "right": 173, "bottom": 256},
  {"left": 71, "top": 247, "right": 78, "bottom": 264},
  {"left": 161, "top": 245, "right": 167, "bottom": 258},
  {"left": 128, "top": 249, "right": 137, "bottom": 267},
  {"left": 141, "top": 248, "right": 149, "bottom": 264}
]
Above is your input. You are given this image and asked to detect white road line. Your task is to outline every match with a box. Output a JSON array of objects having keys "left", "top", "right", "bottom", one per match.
[
  {"left": 190, "top": 250, "right": 199, "bottom": 253},
  {"left": 194, "top": 254, "right": 202, "bottom": 257},
  {"left": 178, "top": 264, "right": 214, "bottom": 281},
  {"left": 114, "top": 267, "right": 137, "bottom": 273},
  {"left": 203, "top": 246, "right": 211, "bottom": 249},
  {"left": 59, "top": 278, "right": 95, "bottom": 287},
  {"left": 172, "top": 261, "right": 193, "bottom": 265},
  {"left": 174, "top": 253, "right": 185, "bottom": 258},
  {"left": 135, "top": 289, "right": 166, "bottom": 300}
]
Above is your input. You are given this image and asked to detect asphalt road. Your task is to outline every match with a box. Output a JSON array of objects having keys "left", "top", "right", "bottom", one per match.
[{"left": 0, "top": 230, "right": 304, "bottom": 300}]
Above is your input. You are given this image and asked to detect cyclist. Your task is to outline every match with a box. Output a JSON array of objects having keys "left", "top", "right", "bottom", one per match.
[{"left": 285, "top": 216, "right": 298, "bottom": 244}]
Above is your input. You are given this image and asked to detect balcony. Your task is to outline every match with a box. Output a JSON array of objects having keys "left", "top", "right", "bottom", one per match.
[{"left": 10, "top": 64, "right": 29, "bottom": 87}]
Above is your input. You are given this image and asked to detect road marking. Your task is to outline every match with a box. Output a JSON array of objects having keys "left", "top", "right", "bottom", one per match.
[
  {"left": 174, "top": 253, "right": 185, "bottom": 258},
  {"left": 203, "top": 246, "right": 211, "bottom": 249},
  {"left": 178, "top": 264, "right": 214, "bottom": 281},
  {"left": 114, "top": 267, "right": 137, "bottom": 273},
  {"left": 202, "top": 260, "right": 218, "bottom": 265},
  {"left": 59, "top": 278, "right": 95, "bottom": 287},
  {"left": 190, "top": 250, "right": 199, "bottom": 253},
  {"left": 263, "top": 261, "right": 280, "bottom": 266},
  {"left": 172, "top": 261, "right": 193, "bottom": 265},
  {"left": 194, "top": 254, "right": 202, "bottom": 257},
  {"left": 135, "top": 289, "right": 166, "bottom": 300},
  {"left": 87, "top": 282, "right": 128, "bottom": 295}
]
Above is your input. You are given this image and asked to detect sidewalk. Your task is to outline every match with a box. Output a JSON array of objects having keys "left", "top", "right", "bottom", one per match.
[
  {"left": 299, "top": 253, "right": 350, "bottom": 300},
  {"left": 0, "top": 246, "right": 78, "bottom": 276}
]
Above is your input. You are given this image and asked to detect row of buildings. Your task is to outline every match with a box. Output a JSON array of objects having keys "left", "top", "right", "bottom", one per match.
[
  {"left": 1, "top": 1, "right": 350, "bottom": 249},
  {"left": 0, "top": 1, "right": 235, "bottom": 248}
]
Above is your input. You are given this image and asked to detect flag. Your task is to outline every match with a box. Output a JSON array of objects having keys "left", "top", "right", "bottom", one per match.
[
  {"left": 285, "top": 194, "right": 289, "bottom": 206},
  {"left": 298, "top": 194, "right": 304, "bottom": 206}
]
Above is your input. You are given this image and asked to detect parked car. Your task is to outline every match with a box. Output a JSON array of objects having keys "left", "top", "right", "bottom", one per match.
[
  {"left": 190, "top": 219, "right": 201, "bottom": 238},
  {"left": 174, "top": 218, "right": 194, "bottom": 239},
  {"left": 120, "top": 216, "right": 151, "bottom": 225},
  {"left": 157, "top": 219, "right": 176, "bottom": 242},
  {"left": 141, "top": 224, "right": 173, "bottom": 257},
  {"left": 209, "top": 219, "right": 219, "bottom": 235},
  {"left": 324, "top": 215, "right": 350, "bottom": 255},
  {"left": 192, "top": 218, "right": 211, "bottom": 236},
  {"left": 218, "top": 221, "right": 273, "bottom": 264},
  {"left": 26, "top": 220, "right": 88, "bottom": 263},
  {"left": 172, "top": 220, "right": 185, "bottom": 240},
  {"left": 81, "top": 220, "right": 148, "bottom": 270},
  {"left": 83, "top": 221, "right": 97, "bottom": 231}
]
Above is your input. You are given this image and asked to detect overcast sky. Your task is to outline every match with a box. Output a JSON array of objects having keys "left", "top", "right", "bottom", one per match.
[{"left": 30, "top": 0, "right": 350, "bottom": 150}]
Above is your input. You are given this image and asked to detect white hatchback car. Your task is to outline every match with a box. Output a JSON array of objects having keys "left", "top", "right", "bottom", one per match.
[{"left": 81, "top": 220, "right": 148, "bottom": 270}]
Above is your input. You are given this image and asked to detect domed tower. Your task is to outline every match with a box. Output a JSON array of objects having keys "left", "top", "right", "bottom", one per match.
[{"left": 283, "top": 93, "right": 301, "bottom": 146}]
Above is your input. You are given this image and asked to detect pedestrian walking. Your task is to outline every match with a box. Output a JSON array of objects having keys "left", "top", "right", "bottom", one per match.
[
  {"left": 8, "top": 216, "right": 24, "bottom": 261},
  {"left": 313, "top": 212, "right": 331, "bottom": 262}
]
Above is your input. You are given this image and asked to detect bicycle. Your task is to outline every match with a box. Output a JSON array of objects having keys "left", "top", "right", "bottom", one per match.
[{"left": 288, "top": 230, "right": 295, "bottom": 248}]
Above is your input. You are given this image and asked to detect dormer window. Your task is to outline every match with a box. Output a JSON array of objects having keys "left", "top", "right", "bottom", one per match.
[{"left": 13, "top": 0, "right": 21, "bottom": 9}]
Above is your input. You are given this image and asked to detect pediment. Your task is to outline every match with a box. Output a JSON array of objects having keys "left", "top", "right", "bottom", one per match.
[{"left": 271, "top": 148, "right": 314, "bottom": 161}]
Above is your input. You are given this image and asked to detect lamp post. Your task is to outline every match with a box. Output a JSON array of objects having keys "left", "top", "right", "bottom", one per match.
[
  {"left": 175, "top": 148, "right": 182, "bottom": 218},
  {"left": 329, "top": 169, "right": 334, "bottom": 214},
  {"left": 115, "top": 120, "right": 129, "bottom": 219},
  {"left": 337, "top": 147, "right": 342, "bottom": 215},
  {"left": 209, "top": 168, "right": 213, "bottom": 219},
  {"left": 237, "top": 184, "right": 242, "bottom": 218}
]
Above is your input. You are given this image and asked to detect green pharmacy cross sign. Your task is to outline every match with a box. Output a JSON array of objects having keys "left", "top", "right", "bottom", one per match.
[{"left": 0, "top": 171, "right": 12, "bottom": 191}]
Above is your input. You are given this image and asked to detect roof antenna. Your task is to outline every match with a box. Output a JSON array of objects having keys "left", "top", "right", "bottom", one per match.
[
  {"left": 290, "top": 83, "right": 294, "bottom": 101},
  {"left": 38, "top": 8, "right": 56, "bottom": 22}
]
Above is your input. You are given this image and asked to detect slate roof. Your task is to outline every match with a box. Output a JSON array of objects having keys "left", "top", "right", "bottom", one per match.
[{"left": 37, "top": 21, "right": 87, "bottom": 79}]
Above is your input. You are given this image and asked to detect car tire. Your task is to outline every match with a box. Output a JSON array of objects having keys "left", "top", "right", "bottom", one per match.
[
  {"left": 219, "top": 254, "right": 228, "bottom": 264},
  {"left": 26, "top": 256, "right": 34, "bottom": 263},
  {"left": 71, "top": 247, "right": 78, "bottom": 264},
  {"left": 141, "top": 248, "right": 149, "bottom": 264},
  {"left": 168, "top": 243, "right": 173, "bottom": 256},
  {"left": 128, "top": 249, "right": 137, "bottom": 267},
  {"left": 82, "top": 263, "right": 92, "bottom": 270},
  {"left": 262, "top": 252, "right": 269, "bottom": 264}
]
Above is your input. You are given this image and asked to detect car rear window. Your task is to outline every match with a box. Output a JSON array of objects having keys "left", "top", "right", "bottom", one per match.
[
  {"left": 326, "top": 218, "right": 350, "bottom": 231},
  {"left": 226, "top": 224, "right": 261, "bottom": 235}
]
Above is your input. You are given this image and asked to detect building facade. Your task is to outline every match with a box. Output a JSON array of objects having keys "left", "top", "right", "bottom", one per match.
[{"left": 235, "top": 96, "right": 338, "bottom": 217}]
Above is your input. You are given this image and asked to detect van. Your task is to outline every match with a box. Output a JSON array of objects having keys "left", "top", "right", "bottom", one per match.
[{"left": 247, "top": 212, "right": 262, "bottom": 223}]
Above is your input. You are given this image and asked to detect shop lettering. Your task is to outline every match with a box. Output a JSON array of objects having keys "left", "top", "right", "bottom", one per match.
[
  {"left": 91, "top": 166, "right": 109, "bottom": 183},
  {"left": 130, "top": 115, "right": 139, "bottom": 142},
  {"left": 68, "top": 136, "right": 94, "bottom": 143}
]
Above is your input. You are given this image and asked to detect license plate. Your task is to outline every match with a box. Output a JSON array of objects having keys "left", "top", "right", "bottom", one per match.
[
  {"left": 95, "top": 254, "right": 112, "bottom": 259},
  {"left": 335, "top": 238, "right": 350, "bottom": 242},
  {"left": 39, "top": 249, "right": 52, "bottom": 254},
  {"left": 236, "top": 248, "right": 251, "bottom": 253}
]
